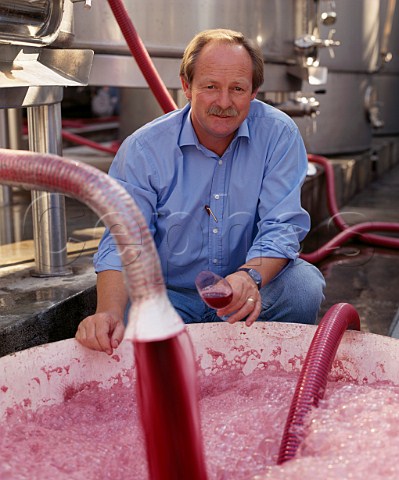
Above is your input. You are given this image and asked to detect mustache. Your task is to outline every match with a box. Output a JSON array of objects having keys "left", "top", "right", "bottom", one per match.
[{"left": 207, "top": 105, "right": 239, "bottom": 117}]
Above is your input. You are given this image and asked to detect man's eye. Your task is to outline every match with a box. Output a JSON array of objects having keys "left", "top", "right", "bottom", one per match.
[{"left": 206, "top": 85, "right": 215, "bottom": 89}]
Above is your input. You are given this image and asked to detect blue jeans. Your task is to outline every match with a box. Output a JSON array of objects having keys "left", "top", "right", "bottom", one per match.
[{"left": 166, "top": 259, "right": 326, "bottom": 325}]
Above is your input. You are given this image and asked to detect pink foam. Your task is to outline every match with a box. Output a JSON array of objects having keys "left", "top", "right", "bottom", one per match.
[{"left": 1, "top": 368, "right": 399, "bottom": 479}]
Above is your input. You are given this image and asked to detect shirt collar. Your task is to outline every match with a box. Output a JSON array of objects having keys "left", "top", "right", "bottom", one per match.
[{"left": 179, "top": 105, "right": 250, "bottom": 149}]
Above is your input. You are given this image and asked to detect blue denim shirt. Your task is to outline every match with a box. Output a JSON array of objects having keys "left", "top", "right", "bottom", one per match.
[{"left": 93, "top": 99, "right": 310, "bottom": 288}]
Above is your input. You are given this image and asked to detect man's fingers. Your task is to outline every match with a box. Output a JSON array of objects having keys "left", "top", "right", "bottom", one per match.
[
  {"left": 245, "top": 300, "right": 262, "bottom": 326},
  {"left": 75, "top": 313, "right": 123, "bottom": 355},
  {"left": 223, "top": 294, "right": 260, "bottom": 325},
  {"left": 111, "top": 322, "right": 125, "bottom": 349},
  {"left": 96, "top": 322, "right": 114, "bottom": 355}
]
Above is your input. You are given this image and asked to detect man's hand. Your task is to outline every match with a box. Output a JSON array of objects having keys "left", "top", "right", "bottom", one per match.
[
  {"left": 216, "top": 271, "right": 261, "bottom": 326},
  {"left": 75, "top": 311, "right": 125, "bottom": 355},
  {"left": 75, "top": 270, "right": 128, "bottom": 355},
  {"left": 215, "top": 258, "right": 289, "bottom": 326}
]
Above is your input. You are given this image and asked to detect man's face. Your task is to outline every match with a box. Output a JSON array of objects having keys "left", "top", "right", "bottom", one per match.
[{"left": 181, "top": 42, "right": 258, "bottom": 155}]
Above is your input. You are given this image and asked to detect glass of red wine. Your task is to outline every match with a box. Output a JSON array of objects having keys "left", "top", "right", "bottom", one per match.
[{"left": 195, "top": 271, "right": 233, "bottom": 309}]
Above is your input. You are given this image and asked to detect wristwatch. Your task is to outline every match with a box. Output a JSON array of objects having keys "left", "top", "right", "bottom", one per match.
[{"left": 237, "top": 268, "right": 262, "bottom": 290}]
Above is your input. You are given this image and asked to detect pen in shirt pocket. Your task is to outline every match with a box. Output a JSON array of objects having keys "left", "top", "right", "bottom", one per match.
[{"left": 204, "top": 205, "right": 218, "bottom": 222}]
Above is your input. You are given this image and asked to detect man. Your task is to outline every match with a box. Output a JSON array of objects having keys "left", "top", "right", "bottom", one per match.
[{"left": 75, "top": 29, "right": 325, "bottom": 355}]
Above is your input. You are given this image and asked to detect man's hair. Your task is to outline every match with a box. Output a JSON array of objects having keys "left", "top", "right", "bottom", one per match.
[{"left": 179, "top": 29, "right": 264, "bottom": 93}]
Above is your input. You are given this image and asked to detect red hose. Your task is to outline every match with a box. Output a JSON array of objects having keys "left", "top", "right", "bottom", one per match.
[
  {"left": 277, "top": 303, "right": 361, "bottom": 464},
  {"left": 301, "top": 154, "right": 399, "bottom": 263},
  {"left": 22, "top": 123, "right": 120, "bottom": 156},
  {"left": 61, "top": 116, "right": 119, "bottom": 128},
  {"left": 61, "top": 130, "right": 119, "bottom": 155},
  {"left": 300, "top": 221, "right": 399, "bottom": 263},
  {"left": 107, "top": 0, "right": 178, "bottom": 113}
]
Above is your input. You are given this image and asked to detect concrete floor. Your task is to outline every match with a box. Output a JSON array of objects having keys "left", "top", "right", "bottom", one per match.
[
  {"left": 0, "top": 147, "right": 398, "bottom": 357},
  {"left": 303, "top": 161, "right": 399, "bottom": 335}
]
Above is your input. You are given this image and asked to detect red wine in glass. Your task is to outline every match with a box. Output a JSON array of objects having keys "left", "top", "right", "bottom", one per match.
[{"left": 195, "top": 271, "right": 233, "bottom": 309}]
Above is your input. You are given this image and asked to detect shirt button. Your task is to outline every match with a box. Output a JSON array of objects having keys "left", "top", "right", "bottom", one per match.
[
  {"left": 214, "top": 194, "right": 220, "bottom": 200},
  {"left": 213, "top": 228, "right": 218, "bottom": 234},
  {"left": 218, "top": 159, "right": 223, "bottom": 165},
  {"left": 212, "top": 258, "right": 218, "bottom": 264}
]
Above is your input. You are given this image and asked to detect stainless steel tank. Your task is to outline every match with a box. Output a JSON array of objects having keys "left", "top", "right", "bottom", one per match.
[
  {"left": 378, "top": 0, "right": 399, "bottom": 74},
  {"left": 0, "top": 0, "right": 74, "bottom": 47},
  {"left": 296, "top": 0, "right": 399, "bottom": 153},
  {"left": 295, "top": 72, "right": 373, "bottom": 155},
  {"left": 71, "top": 0, "right": 398, "bottom": 154},
  {"left": 72, "top": 0, "right": 296, "bottom": 62},
  {"left": 374, "top": 0, "right": 399, "bottom": 135},
  {"left": 0, "top": 0, "right": 93, "bottom": 277},
  {"left": 71, "top": 0, "right": 310, "bottom": 94},
  {"left": 373, "top": 75, "right": 399, "bottom": 136},
  {"left": 317, "top": 0, "right": 380, "bottom": 72},
  {"left": 71, "top": 0, "right": 305, "bottom": 138}
]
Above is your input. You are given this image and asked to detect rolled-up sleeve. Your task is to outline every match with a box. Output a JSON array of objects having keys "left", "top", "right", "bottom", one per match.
[
  {"left": 93, "top": 137, "right": 158, "bottom": 273},
  {"left": 246, "top": 122, "right": 310, "bottom": 262}
]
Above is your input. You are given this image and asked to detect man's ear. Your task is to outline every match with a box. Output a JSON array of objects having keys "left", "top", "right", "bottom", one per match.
[
  {"left": 251, "top": 88, "right": 259, "bottom": 101},
  {"left": 180, "top": 76, "right": 192, "bottom": 100}
]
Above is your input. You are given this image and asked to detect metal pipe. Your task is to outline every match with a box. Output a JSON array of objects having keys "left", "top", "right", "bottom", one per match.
[
  {"left": 380, "top": 0, "right": 396, "bottom": 65},
  {"left": 0, "top": 108, "right": 24, "bottom": 207},
  {"left": 0, "top": 109, "right": 12, "bottom": 208},
  {"left": 0, "top": 109, "right": 13, "bottom": 244},
  {"left": 7, "top": 109, "right": 23, "bottom": 150},
  {"left": 27, "top": 99, "right": 71, "bottom": 276}
]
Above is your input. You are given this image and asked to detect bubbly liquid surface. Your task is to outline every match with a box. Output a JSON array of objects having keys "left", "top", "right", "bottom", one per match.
[
  {"left": 1, "top": 369, "right": 399, "bottom": 479},
  {"left": 201, "top": 290, "right": 233, "bottom": 309}
]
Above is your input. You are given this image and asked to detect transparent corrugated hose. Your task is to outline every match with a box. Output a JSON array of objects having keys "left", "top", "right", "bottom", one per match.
[{"left": 0, "top": 148, "right": 163, "bottom": 300}]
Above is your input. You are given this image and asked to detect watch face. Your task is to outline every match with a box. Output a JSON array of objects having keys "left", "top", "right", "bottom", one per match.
[
  {"left": 239, "top": 268, "right": 262, "bottom": 289},
  {"left": 248, "top": 269, "right": 262, "bottom": 288}
]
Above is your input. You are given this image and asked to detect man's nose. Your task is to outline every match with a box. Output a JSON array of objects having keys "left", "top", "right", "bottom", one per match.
[{"left": 217, "top": 89, "right": 233, "bottom": 109}]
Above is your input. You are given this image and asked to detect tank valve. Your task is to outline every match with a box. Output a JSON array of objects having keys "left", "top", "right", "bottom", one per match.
[
  {"left": 320, "top": 0, "right": 337, "bottom": 26},
  {"left": 364, "top": 85, "right": 384, "bottom": 130},
  {"left": 295, "top": 29, "right": 340, "bottom": 58},
  {"left": 265, "top": 93, "right": 320, "bottom": 118}
]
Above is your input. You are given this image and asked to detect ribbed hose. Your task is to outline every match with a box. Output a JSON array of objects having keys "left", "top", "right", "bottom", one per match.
[
  {"left": 0, "top": 148, "right": 162, "bottom": 300},
  {"left": 300, "top": 221, "right": 399, "bottom": 264},
  {"left": 107, "top": 0, "right": 178, "bottom": 113},
  {"left": 301, "top": 154, "right": 399, "bottom": 263},
  {"left": 308, "top": 153, "right": 399, "bottom": 248},
  {"left": 277, "top": 303, "right": 361, "bottom": 464},
  {"left": 0, "top": 148, "right": 207, "bottom": 480}
]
